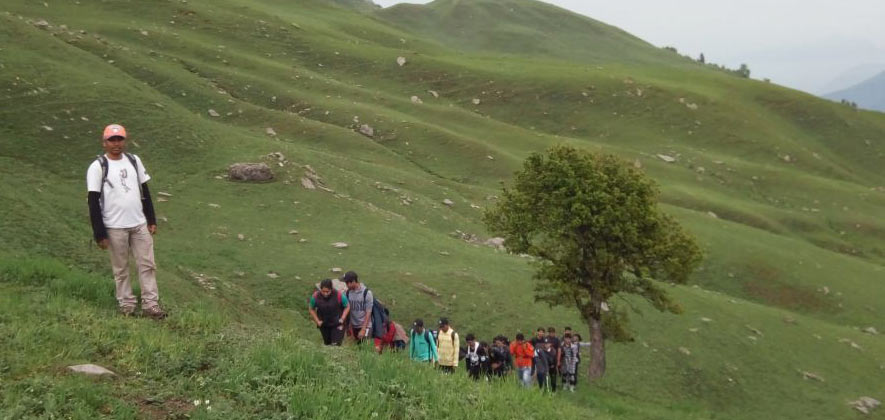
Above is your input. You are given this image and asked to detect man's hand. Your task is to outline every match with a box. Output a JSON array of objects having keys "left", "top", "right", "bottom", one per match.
[
  {"left": 148, "top": 224, "right": 157, "bottom": 235},
  {"left": 358, "top": 328, "right": 366, "bottom": 339},
  {"left": 315, "top": 320, "right": 323, "bottom": 327},
  {"left": 98, "top": 238, "right": 110, "bottom": 250}
]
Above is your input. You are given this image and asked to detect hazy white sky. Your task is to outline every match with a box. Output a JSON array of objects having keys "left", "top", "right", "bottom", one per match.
[{"left": 373, "top": 0, "right": 885, "bottom": 94}]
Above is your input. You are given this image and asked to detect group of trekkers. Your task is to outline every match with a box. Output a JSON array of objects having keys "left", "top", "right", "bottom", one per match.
[
  {"left": 85, "top": 123, "right": 582, "bottom": 392},
  {"left": 309, "top": 271, "right": 586, "bottom": 392}
]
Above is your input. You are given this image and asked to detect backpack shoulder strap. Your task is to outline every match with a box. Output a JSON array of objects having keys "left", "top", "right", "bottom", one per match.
[
  {"left": 125, "top": 153, "right": 143, "bottom": 199},
  {"left": 336, "top": 290, "right": 343, "bottom": 305},
  {"left": 363, "top": 288, "right": 369, "bottom": 301},
  {"left": 96, "top": 155, "right": 108, "bottom": 188}
]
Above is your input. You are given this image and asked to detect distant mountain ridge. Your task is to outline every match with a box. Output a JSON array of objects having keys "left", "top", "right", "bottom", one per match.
[
  {"left": 377, "top": 0, "right": 683, "bottom": 65},
  {"left": 824, "top": 70, "right": 885, "bottom": 112}
]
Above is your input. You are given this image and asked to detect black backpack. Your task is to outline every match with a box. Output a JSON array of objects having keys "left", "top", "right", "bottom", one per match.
[
  {"left": 348, "top": 287, "right": 390, "bottom": 339},
  {"left": 94, "top": 153, "right": 143, "bottom": 201}
]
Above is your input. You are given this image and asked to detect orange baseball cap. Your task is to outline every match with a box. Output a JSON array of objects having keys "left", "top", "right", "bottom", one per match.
[{"left": 102, "top": 124, "right": 127, "bottom": 140}]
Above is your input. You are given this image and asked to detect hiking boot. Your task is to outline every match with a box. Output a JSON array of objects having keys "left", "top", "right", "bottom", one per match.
[
  {"left": 119, "top": 305, "right": 136, "bottom": 317},
  {"left": 142, "top": 305, "right": 167, "bottom": 320}
]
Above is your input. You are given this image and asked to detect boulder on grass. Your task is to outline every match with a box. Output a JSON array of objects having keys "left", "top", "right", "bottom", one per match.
[{"left": 228, "top": 163, "right": 273, "bottom": 182}]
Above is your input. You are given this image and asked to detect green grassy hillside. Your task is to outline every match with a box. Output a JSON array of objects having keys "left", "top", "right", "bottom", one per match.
[{"left": 1, "top": 0, "right": 884, "bottom": 418}]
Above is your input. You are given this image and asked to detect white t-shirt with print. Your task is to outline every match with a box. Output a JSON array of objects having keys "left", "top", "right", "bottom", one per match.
[{"left": 86, "top": 154, "right": 152, "bottom": 228}]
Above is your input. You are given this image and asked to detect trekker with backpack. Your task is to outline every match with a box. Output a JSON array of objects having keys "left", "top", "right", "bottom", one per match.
[
  {"left": 409, "top": 319, "right": 438, "bottom": 363},
  {"left": 489, "top": 336, "right": 513, "bottom": 378},
  {"left": 510, "top": 333, "right": 535, "bottom": 387},
  {"left": 342, "top": 271, "right": 381, "bottom": 350},
  {"left": 391, "top": 321, "right": 409, "bottom": 351},
  {"left": 560, "top": 334, "right": 580, "bottom": 392},
  {"left": 530, "top": 327, "right": 546, "bottom": 348},
  {"left": 86, "top": 124, "right": 165, "bottom": 319},
  {"left": 436, "top": 318, "right": 459, "bottom": 374},
  {"left": 308, "top": 279, "right": 350, "bottom": 346},
  {"left": 464, "top": 334, "right": 490, "bottom": 381},
  {"left": 534, "top": 338, "right": 558, "bottom": 392},
  {"left": 547, "top": 327, "right": 562, "bottom": 373}
]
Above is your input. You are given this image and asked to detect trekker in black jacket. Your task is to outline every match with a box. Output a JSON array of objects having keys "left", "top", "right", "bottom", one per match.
[{"left": 309, "top": 279, "right": 351, "bottom": 346}]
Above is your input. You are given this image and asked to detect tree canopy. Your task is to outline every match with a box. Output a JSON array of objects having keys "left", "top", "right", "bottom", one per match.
[{"left": 484, "top": 145, "right": 702, "bottom": 379}]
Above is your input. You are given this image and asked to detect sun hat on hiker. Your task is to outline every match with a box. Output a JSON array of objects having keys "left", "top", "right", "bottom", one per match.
[
  {"left": 102, "top": 124, "right": 127, "bottom": 141},
  {"left": 341, "top": 271, "right": 359, "bottom": 283}
]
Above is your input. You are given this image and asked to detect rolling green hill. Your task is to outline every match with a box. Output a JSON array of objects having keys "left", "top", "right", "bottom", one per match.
[{"left": 1, "top": 0, "right": 884, "bottom": 418}]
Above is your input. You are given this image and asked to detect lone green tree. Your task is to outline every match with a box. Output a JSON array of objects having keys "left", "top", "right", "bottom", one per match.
[{"left": 484, "top": 145, "right": 702, "bottom": 380}]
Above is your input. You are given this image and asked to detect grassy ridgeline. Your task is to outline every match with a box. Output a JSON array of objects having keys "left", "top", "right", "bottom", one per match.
[{"left": 0, "top": 257, "right": 603, "bottom": 419}]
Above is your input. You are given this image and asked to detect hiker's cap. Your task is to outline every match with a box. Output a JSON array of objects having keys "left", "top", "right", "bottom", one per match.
[
  {"left": 103, "top": 124, "right": 127, "bottom": 141},
  {"left": 341, "top": 271, "right": 359, "bottom": 283}
]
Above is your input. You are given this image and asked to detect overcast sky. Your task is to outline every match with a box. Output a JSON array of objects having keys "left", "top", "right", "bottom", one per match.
[{"left": 373, "top": 0, "right": 885, "bottom": 94}]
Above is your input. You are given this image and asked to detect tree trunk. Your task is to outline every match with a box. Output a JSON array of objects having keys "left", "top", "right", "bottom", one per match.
[{"left": 588, "top": 313, "right": 606, "bottom": 380}]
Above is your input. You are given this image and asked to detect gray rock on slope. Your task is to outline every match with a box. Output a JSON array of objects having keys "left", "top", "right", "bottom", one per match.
[{"left": 228, "top": 163, "right": 273, "bottom": 182}]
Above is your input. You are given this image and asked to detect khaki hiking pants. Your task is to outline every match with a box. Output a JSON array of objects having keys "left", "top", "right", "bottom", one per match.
[{"left": 107, "top": 224, "right": 159, "bottom": 309}]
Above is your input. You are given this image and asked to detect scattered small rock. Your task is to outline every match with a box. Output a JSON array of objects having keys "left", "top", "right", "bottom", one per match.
[
  {"left": 414, "top": 282, "right": 440, "bottom": 297},
  {"left": 700, "top": 317, "right": 713, "bottom": 323},
  {"left": 207, "top": 109, "right": 220, "bottom": 117},
  {"left": 208, "top": 203, "right": 221, "bottom": 208},
  {"left": 396, "top": 56, "right": 407, "bottom": 66},
  {"left": 849, "top": 397, "right": 881, "bottom": 415},
  {"left": 442, "top": 198, "right": 454, "bottom": 207},
  {"left": 266, "top": 272, "right": 279, "bottom": 279},
  {"left": 34, "top": 19, "right": 50, "bottom": 29},
  {"left": 678, "top": 347, "right": 691, "bottom": 356},
  {"left": 472, "top": 98, "right": 481, "bottom": 105},
  {"left": 237, "top": 234, "right": 245, "bottom": 241},
  {"left": 657, "top": 154, "right": 677, "bottom": 163},
  {"left": 745, "top": 325, "right": 763, "bottom": 337},
  {"left": 799, "top": 370, "right": 824, "bottom": 382},
  {"left": 358, "top": 124, "right": 374, "bottom": 138},
  {"left": 300, "top": 177, "right": 316, "bottom": 190},
  {"left": 331, "top": 242, "right": 349, "bottom": 249},
  {"left": 863, "top": 327, "right": 878, "bottom": 335},
  {"left": 410, "top": 95, "right": 423, "bottom": 104},
  {"left": 157, "top": 192, "right": 173, "bottom": 197},
  {"left": 428, "top": 90, "right": 439, "bottom": 98},
  {"left": 707, "top": 211, "right": 718, "bottom": 219},
  {"left": 289, "top": 230, "right": 299, "bottom": 235},
  {"left": 330, "top": 267, "right": 343, "bottom": 273},
  {"left": 265, "top": 127, "right": 277, "bottom": 136},
  {"left": 68, "top": 364, "right": 115, "bottom": 376}
]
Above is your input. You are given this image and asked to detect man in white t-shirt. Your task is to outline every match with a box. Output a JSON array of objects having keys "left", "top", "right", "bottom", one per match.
[{"left": 86, "top": 124, "right": 166, "bottom": 319}]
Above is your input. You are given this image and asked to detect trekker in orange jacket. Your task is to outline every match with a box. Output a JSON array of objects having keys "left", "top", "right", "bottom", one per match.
[{"left": 510, "top": 333, "right": 535, "bottom": 387}]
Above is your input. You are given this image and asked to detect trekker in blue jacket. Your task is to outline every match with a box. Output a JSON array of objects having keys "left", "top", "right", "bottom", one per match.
[{"left": 409, "top": 319, "right": 438, "bottom": 363}]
